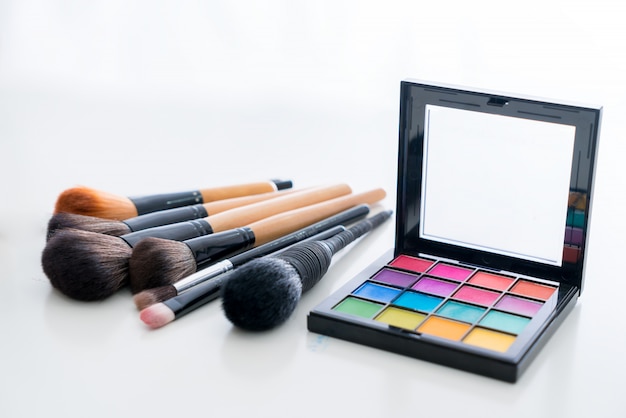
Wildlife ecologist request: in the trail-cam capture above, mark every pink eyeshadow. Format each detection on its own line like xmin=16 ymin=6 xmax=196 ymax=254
xmin=389 ymin=255 xmax=435 ymax=273
xmin=428 ymin=264 xmax=473 ymax=282
xmin=453 ymin=285 xmax=501 ymax=306
xmin=496 ymin=295 xmax=543 ymax=316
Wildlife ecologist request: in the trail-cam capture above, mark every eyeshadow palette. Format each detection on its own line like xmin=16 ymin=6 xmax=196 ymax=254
xmin=308 ymin=80 xmax=602 ymax=382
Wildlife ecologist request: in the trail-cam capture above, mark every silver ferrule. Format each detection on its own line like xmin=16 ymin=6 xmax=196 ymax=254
xmin=174 ymin=259 xmax=234 ymax=293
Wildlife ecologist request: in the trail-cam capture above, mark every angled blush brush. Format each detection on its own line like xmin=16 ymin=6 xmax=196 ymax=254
xmin=41 ymin=184 xmax=351 ymax=302
xmin=53 ymin=179 xmax=293 ymax=220
xmin=46 ymin=188 xmax=301 ymax=239
xmin=139 ymin=226 xmax=346 ymax=329
xmin=132 ymin=204 xmax=370 ymax=310
xmin=220 ymin=209 xmax=393 ymax=331
xmin=128 ymin=189 xmax=385 ymax=296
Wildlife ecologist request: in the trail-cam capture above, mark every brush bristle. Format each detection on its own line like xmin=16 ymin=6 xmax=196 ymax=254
xmin=47 ymin=212 xmax=131 ymax=239
xmin=133 ymin=285 xmax=177 ymax=310
xmin=128 ymin=237 xmax=197 ymax=294
xmin=220 ymin=257 xmax=303 ymax=331
xmin=54 ymin=186 xmax=138 ymax=220
xmin=139 ymin=303 xmax=176 ymax=329
xmin=41 ymin=228 xmax=132 ymax=301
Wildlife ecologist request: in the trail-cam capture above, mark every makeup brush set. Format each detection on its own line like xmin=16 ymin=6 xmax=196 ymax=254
xmin=42 ymin=178 xmax=392 ymax=331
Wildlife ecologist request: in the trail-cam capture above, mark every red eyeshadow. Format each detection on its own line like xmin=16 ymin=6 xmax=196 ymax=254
xmin=389 ymin=255 xmax=435 ymax=273
xmin=510 ymin=280 xmax=556 ymax=300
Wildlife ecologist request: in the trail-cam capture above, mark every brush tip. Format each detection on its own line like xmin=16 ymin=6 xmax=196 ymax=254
xmin=54 ymin=186 xmax=137 ymax=220
xmin=221 ymin=257 xmax=303 ymax=331
xmin=133 ymin=285 xmax=177 ymax=310
xmin=139 ymin=303 xmax=176 ymax=329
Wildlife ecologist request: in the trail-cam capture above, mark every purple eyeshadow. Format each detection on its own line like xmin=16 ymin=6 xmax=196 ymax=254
xmin=412 ymin=277 xmax=458 ymax=297
xmin=371 ymin=268 xmax=419 ymax=287
xmin=495 ymin=295 xmax=543 ymax=316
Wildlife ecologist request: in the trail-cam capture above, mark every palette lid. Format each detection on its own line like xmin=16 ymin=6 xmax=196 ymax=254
xmin=395 ymin=80 xmax=602 ymax=291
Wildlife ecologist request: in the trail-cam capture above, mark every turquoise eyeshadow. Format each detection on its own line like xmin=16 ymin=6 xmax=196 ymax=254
xmin=352 ymin=282 xmax=401 ymax=303
xmin=393 ymin=291 xmax=443 ymax=313
xmin=437 ymin=301 xmax=486 ymax=323
xmin=479 ymin=310 xmax=530 ymax=334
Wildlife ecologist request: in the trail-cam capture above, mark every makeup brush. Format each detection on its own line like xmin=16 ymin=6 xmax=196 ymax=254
xmin=221 ymin=209 xmax=393 ymax=331
xmin=139 ymin=226 xmax=346 ymax=329
xmin=41 ymin=184 xmax=352 ymax=301
xmin=132 ymin=204 xmax=370 ymax=310
xmin=46 ymin=188 xmax=301 ymax=239
xmin=128 ymin=189 xmax=385 ymax=296
xmin=53 ymin=179 xmax=293 ymax=220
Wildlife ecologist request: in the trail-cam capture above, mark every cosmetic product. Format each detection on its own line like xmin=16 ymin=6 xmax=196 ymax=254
xmin=307 ymin=80 xmax=602 ymax=382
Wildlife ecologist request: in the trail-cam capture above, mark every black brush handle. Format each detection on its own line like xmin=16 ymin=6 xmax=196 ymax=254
xmin=120 ymin=219 xmax=213 ymax=247
xmin=129 ymin=191 xmax=204 ymax=215
xmin=322 ymin=210 xmax=393 ymax=255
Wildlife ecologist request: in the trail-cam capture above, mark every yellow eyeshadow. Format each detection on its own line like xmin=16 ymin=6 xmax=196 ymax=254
xmin=375 ymin=307 xmax=426 ymax=330
xmin=463 ymin=328 xmax=516 ymax=352
xmin=417 ymin=317 xmax=470 ymax=341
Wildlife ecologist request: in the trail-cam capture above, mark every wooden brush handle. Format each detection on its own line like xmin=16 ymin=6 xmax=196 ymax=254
xmin=206 ymin=184 xmax=353 ymax=233
xmin=203 ymin=189 xmax=302 ymax=215
xmin=199 ymin=181 xmax=284 ymax=202
xmin=249 ymin=188 xmax=386 ymax=245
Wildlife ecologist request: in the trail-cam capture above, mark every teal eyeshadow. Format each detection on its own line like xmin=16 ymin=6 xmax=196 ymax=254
xmin=437 ymin=300 xmax=486 ymax=323
xmin=393 ymin=291 xmax=443 ymax=313
xmin=352 ymin=282 xmax=401 ymax=303
xmin=479 ymin=310 xmax=530 ymax=334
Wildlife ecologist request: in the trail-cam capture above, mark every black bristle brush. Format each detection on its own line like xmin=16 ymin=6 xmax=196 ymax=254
xmin=220 ymin=209 xmax=393 ymax=331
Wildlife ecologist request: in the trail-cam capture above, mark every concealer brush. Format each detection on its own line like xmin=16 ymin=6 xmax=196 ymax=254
xmin=128 ymin=189 xmax=385 ymax=296
xmin=132 ymin=204 xmax=370 ymax=310
xmin=139 ymin=226 xmax=346 ymax=329
xmin=46 ymin=188 xmax=302 ymax=239
xmin=220 ymin=209 xmax=393 ymax=331
xmin=53 ymin=179 xmax=293 ymax=220
xmin=41 ymin=184 xmax=352 ymax=301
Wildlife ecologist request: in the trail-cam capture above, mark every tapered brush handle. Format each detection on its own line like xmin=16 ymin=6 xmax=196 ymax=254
xmin=205 ymin=184 xmax=352 ymax=232
xmin=323 ymin=210 xmax=393 ymax=255
xmin=198 ymin=179 xmax=292 ymax=202
xmin=248 ymin=188 xmax=387 ymax=246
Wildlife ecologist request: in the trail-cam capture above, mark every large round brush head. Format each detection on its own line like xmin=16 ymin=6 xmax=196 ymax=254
xmin=41 ymin=228 xmax=132 ymax=301
xmin=221 ymin=241 xmax=333 ymax=331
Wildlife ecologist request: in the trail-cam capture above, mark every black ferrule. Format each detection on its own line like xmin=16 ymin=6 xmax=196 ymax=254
xmin=120 ymin=219 xmax=213 ymax=247
xmin=122 ymin=204 xmax=209 ymax=232
xmin=184 ymin=227 xmax=256 ymax=265
xmin=164 ymin=273 xmax=230 ymax=318
xmin=271 ymin=179 xmax=293 ymax=191
xmin=129 ymin=190 xmax=204 ymax=215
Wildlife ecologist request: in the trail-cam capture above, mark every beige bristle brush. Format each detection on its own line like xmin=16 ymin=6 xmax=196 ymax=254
xmin=53 ymin=179 xmax=293 ymax=220
xmin=47 ymin=188 xmax=303 ymax=238
xmin=130 ymin=188 xmax=386 ymax=310
xmin=41 ymin=184 xmax=351 ymax=301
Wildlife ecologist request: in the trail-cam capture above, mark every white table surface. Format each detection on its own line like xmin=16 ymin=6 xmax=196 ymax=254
xmin=1 ymin=1 xmax=625 ymax=417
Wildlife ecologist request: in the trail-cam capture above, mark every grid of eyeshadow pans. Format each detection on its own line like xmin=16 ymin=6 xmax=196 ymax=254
xmin=331 ymin=254 xmax=559 ymax=353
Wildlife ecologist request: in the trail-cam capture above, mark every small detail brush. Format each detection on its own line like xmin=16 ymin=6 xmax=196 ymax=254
xmin=132 ymin=204 xmax=370 ymax=310
xmin=53 ymin=179 xmax=292 ymax=220
xmin=128 ymin=188 xmax=385 ymax=295
xmin=46 ymin=188 xmax=300 ymax=239
xmin=220 ymin=209 xmax=393 ymax=331
xmin=138 ymin=226 xmax=346 ymax=329
xmin=42 ymin=184 xmax=352 ymax=301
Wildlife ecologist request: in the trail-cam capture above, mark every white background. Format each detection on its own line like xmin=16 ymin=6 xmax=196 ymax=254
xmin=1 ymin=1 xmax=624 ymax=417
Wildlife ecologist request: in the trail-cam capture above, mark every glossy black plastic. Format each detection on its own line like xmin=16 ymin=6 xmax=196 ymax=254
xmin=123 ymin=204 xmax=209 ymax=232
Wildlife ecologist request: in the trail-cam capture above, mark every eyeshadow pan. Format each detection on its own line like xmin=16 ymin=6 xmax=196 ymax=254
xmin=463 ymin=328 xmax=516 ymax=353
xmin=496 ymin=295 xmax=543 ymax=316
xmin=389 ymin=255 xmax=435 ymax=273
xmin=333 ymin=297 xmax=383 ymax=319
xmin=352 ymin=282 xmax=401 ymax=303
xmin=371 ymin=268 xmax=419 ymax=288
xmin=479 ymin=311 xmax=530 ymax=335
xmin=437 ymin=301 xmax=486 ymax=323
xmin=428 ymin=263 xmax=473 ymax=281
xmin=375 ymin=307 xmax=426 ymax=330
xmin=417 ymin=316 xmax=471 ymax=341
xmin=467 ymin=271 xmax=514 ymax=291
xmin=453 ymin=285 xmax=501 ymax=306
xmin=510 ymin=280 xmax=556 ymax=301
xmin=412 ymin=277 xmax=458 ymax=297
xmin=393 ymin=291 xmax=443 ymax=313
